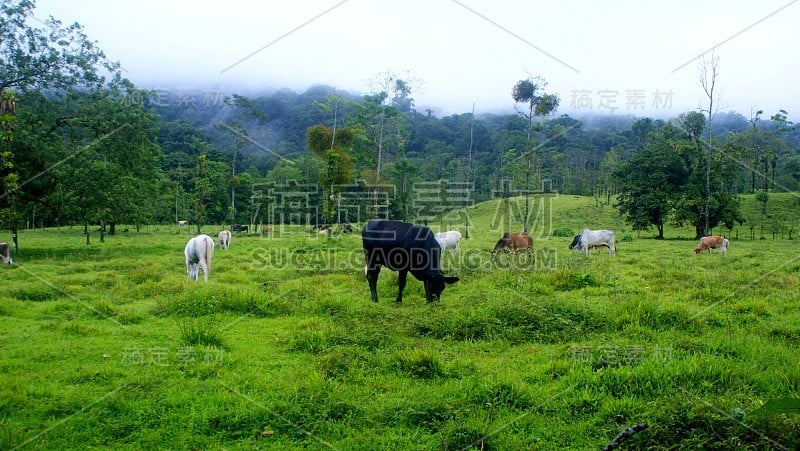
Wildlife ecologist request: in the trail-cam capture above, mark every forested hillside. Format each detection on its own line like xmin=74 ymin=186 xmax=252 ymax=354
xmin=2 ymin=1 xmax=799 ymax=245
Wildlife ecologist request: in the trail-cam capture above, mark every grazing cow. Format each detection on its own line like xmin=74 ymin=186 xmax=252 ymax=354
xmin=185 ymin=234 xmax=214 ymax=282
xmin=218 ymin=230 xmax=231 ymax=250
xmin=569 ymin=235 xmax=612 ymax=252
xmin=362 ymin=220 xmax=459 ymax=303
xmin=342 ymin=222 xmax=353 ymax=234
xmin=177 ymin=220 xmax=188 ymax=227
xmin=231 ymin=224 xmax=248 ymax=233
xmin=695 ymin=235 xmax=728 ymax=255
xmin=0 ymin=242 xmax=12 ymax=265
xmin=434 ymin=230 xmax=462 ymax=255
xmin=260 ymin=225 xmax=273 ymax=235
xmin=570 ymin=229 xmax=616 ymax=255
xmin=491 ymin=231 xmax=533 ymax=256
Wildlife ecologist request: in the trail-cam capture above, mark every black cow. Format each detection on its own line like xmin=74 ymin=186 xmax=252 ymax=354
xmin=231 ymin=224 xmax=249 ymax=233
xmin=362 ymin=220 xmax=459 ymax=303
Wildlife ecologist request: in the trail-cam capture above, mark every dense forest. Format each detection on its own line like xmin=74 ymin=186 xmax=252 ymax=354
xmin=2 ymin=0 xmax=799 ymax=249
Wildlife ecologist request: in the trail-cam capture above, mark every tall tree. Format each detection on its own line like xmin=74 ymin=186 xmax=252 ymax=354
xmin=673 ymin=112 xmax=743 ymax=238
xmin=193 ymin=153 xmax=211 ymax=234
xmin=615 ymin=123 xmax=688 ymax=238
xmin=220 ymin=94 xmax=269 ymax=226
xmin=512 ymin=76 xmax=560 ymax=142
xmin=357 ymin=71 xmax=417 ymax=178
xmin=698 ymin=54 xmax=719 ymax=236
xmin=1 ymin=0 xmax=118 ymax=252
xmin=53 ymin=85 xmax=161 ymax=243
xmin=306 ymin=124 xmax=354 ymax=223
xmin=511 ymin=76 xmax=559 ymax=231
xmin=0 ymin=88 xmax=21 ymax=247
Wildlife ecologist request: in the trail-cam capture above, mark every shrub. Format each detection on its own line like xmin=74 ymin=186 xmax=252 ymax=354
xmin=552 ymin=227 xmax=575 ymax=237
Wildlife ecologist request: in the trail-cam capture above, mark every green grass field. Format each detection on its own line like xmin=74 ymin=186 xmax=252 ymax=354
xmin=2 ymin=194 xmax=799 ymax=449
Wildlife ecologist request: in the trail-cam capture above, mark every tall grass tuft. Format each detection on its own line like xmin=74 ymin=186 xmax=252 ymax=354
xmin=391 ymin=348 xmax=446 ymax=379
xmin=178 ymin=316 xmax=225 ymax=348
xmin=92 ymin=299 xmax=118 ymax=318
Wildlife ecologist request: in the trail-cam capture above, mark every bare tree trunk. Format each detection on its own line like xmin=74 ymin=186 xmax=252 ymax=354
xmin=465 ymin=103 xmax=475 ymax=239
xmin=376 ymin=106 xmax=386 ymax=176
xmin=700 ymin=54 xmax=719 ymax=237
xmin=11 ymin=224 xmax=18 ymax=256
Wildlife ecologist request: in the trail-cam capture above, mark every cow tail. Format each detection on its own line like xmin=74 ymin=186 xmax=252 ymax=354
xmin=205 ymin=236 xmax=214 ymax=272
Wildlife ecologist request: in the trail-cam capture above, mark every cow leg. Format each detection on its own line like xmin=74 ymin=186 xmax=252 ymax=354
xmin=396 ymin=270 xmax=408 ymax=304
xmin=423 ymin=279 xmax=435 ymax=303
xmin=199 ymin=259 xmax=209 ymax=282
xmin=366 ymin=266 xmax=381 ymax=302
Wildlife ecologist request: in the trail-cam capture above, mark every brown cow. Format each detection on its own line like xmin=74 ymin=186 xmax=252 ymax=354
xmin=492 ymin=232 xmax=533 ymax=256
xmin=695 ymin=235 xmax=728 ymax=255
xmin=0 ymin=241 xmax=12 ymax=265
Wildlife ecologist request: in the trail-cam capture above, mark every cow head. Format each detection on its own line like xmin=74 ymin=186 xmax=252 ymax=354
xmin=569 ymin=234 xmax=581 ymax=250
xmin=491 ymin=233 xmax=511 ymax=255
xmin=425 ymin=274 xmax=460 ymax=302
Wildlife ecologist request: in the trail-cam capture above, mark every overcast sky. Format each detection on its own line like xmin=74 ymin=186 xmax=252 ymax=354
xmin=33 ymin=0 xmax=799 ymax=119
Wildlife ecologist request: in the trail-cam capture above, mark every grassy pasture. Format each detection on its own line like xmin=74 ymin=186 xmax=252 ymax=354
xmin=2 ymin=195 xmax=800 ymax=449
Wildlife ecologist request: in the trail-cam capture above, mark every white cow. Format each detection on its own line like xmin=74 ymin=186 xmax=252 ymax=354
xmin=177 ymin=220 xmax=188 ymax=227
xmin=185 ymin=234 xmax=214 ymax=282
xmin=218 ymin=230 xmax=231 ymax=250
xmin=0 ymin=241 xmax=12 ymax=264
xmin=434 ymin=230 xmax=462 ymax=255
xmin=569 ymin=228 xmax=616 ymax=255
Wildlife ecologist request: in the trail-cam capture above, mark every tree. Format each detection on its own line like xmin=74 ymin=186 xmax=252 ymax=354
xmin=1 ymin=0 xmax=118 ymax=252
xmin=306 ymin=124 xmax=354 ymax=223
xmin=193 ymin=153 xmax=212 ymax=234
xmin=598 ymin=146 xmax=623 ymax=205
xmin=1 ymin=0 xmax=116 ymax=93
xmin=221 ymin=94 xmax=270 ymax=227
xmin=354 ymin=71 xmax=417 ymax=178
xmin=732 ymin=109 xmax=790 ymax=194
xmin=52 ymin=85 xmax=162 ymax=243
xmin=672 ymin=112 xmax=743 ymax=238
xmin=615 ymin=124 xmax=687 ymax=238
xmin=698 ymin=54 xmax=719 ymax=236
xmin=0 ymin=88 xmax=21 ymax=249
xmin=511 ymin=76 xmax=559 ymax=231
xmin=512 ymin=76 xmax=560 ymax=141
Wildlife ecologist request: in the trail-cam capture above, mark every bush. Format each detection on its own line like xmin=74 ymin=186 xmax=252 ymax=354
xmin=552 ymin=227 xmax=575 ymax=237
